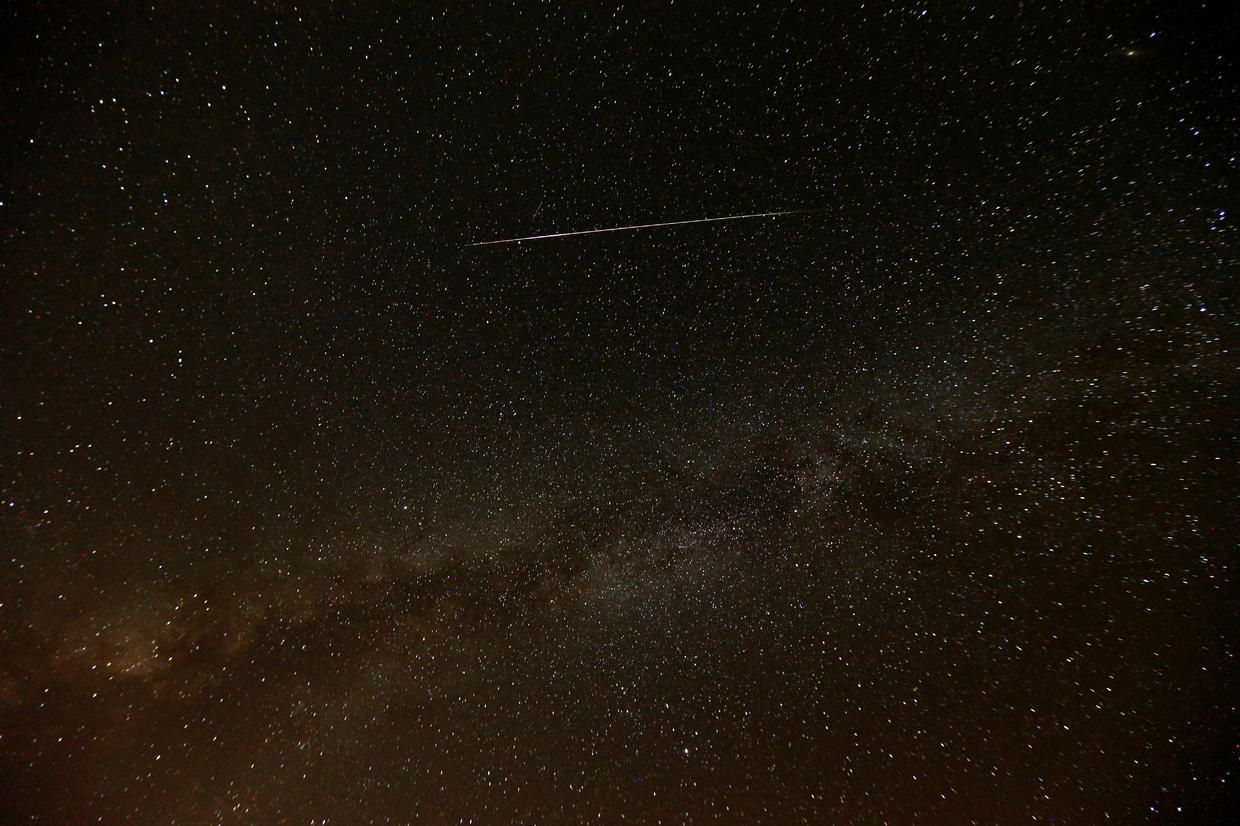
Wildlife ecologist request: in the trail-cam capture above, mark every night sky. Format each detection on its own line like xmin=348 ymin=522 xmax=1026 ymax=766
xmin=2 ymin=2 xmax=1237 ymax=823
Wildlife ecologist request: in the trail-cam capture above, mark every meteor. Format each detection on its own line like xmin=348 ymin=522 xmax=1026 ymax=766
xmin=466 ymin=209 xmax=816 ymax=246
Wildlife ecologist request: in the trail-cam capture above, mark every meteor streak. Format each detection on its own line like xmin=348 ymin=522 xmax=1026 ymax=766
xmin=466 ymin=209 xmax=815 ymax=246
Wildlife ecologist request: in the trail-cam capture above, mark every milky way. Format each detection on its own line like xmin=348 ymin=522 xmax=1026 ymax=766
xmin=1 ymin=3 xmax=1236 ymax=823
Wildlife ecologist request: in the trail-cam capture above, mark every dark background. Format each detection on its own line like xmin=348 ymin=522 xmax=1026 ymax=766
xmin=1 ymin=1 xmax=1236 ymax=823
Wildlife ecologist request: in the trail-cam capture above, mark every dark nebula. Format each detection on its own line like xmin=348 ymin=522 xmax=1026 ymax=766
xmin=1 ymin=2 xmax=1236 ymax=823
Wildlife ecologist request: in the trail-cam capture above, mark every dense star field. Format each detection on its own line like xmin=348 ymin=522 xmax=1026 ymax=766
xmin=1 ymin=2 xmax=1237 ymax=823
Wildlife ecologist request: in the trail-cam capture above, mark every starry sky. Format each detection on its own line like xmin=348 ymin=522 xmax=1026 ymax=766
xmin=1 ymin=1 xmax=1237 ymax=823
